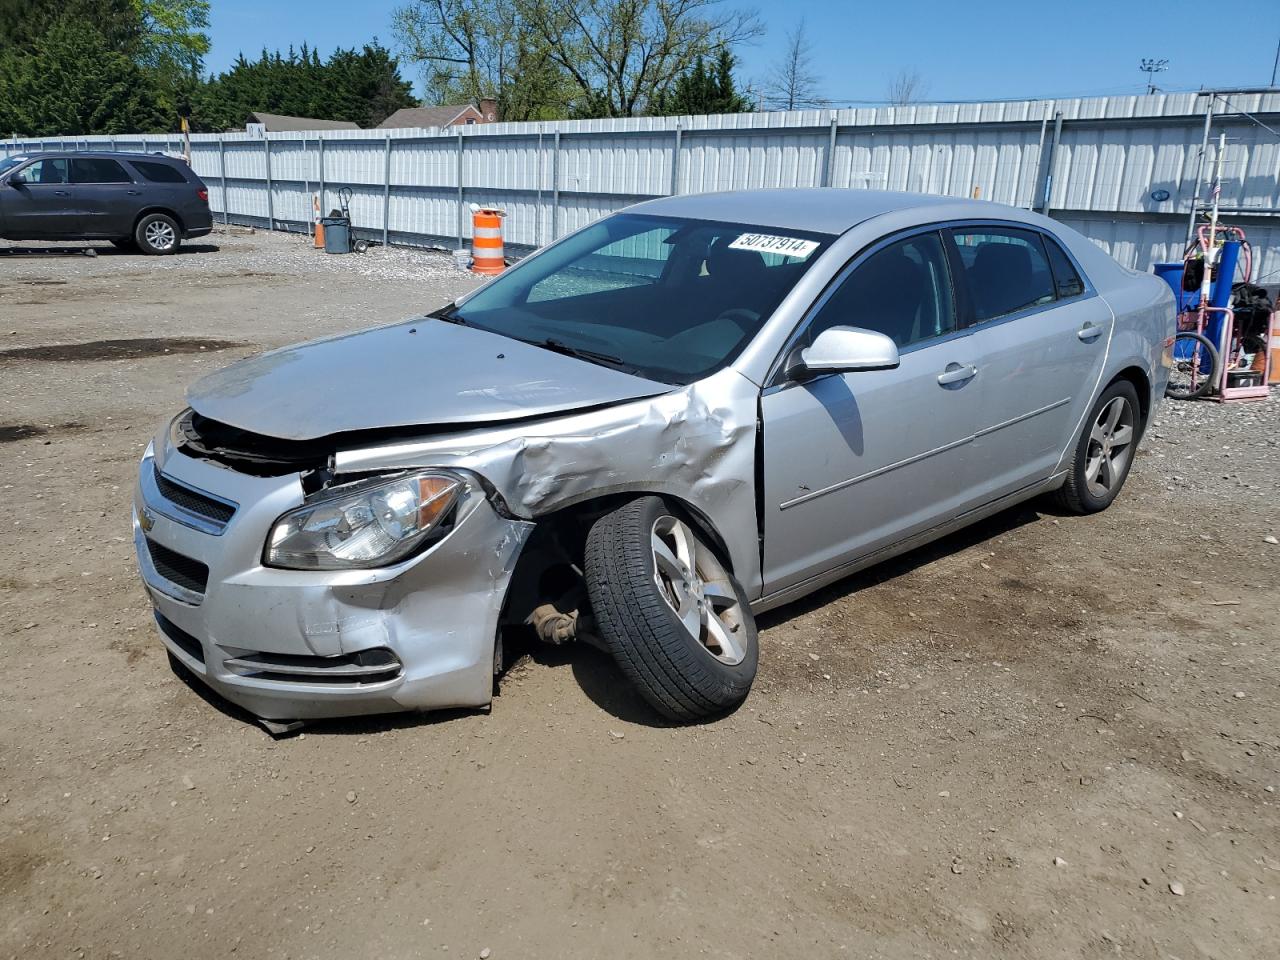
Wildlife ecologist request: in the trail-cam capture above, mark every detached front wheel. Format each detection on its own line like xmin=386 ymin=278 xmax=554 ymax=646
xmin=585 ymin=497 xmax=758 ymax=721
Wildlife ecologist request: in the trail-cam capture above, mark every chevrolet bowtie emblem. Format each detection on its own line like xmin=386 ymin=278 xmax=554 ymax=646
xmin=139 ymin=507 xmax=155 ymax=533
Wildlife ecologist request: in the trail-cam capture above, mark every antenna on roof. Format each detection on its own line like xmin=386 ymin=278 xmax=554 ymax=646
xmin=1140 ymin=58 xmax=1169 ymax=95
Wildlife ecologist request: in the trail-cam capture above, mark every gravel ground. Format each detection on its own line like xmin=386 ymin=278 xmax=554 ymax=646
xmin=1 ymin=228 xmax=1278 ymax=960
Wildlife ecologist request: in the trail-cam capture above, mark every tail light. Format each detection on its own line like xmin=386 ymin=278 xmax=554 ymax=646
xmin=197 ymin=188 xmax=208 ymax=203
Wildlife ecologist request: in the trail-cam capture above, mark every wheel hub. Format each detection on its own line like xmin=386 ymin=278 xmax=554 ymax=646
xmin=650 ymin=515 xmax=746 ymax=666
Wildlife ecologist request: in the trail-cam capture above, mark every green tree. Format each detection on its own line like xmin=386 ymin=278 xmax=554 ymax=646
xmin=3 ymin=18 xmax=168 ymax=135
xmin=393 ymin=0 xmax=577 ymax=121
xmin=655 ymin=48 xmax=750 ymax=115
xmin=194 ymin=42 xmax=417 ymax=131
xmin=0 ymin=0 xmax=207 ymax=135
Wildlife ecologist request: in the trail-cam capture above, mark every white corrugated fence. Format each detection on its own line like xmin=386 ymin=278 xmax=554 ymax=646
xmin=5 ymin=91 xmax=1279 ymax=279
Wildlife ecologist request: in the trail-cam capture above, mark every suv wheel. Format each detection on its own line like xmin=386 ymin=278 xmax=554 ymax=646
xmin=585 ymin=496 xmax=758 ymax=721
xmin=135 ymin=213 xmax=181 ymax=255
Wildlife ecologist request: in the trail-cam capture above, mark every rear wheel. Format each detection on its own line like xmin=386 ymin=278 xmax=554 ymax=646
xmin=585 ymin=496 xmax=758 ymax=721
xmin=1166 ymin=332 xmax=1219 ymax=400
xmin=135 ymin=213 xmax=181 ymax=255
xmin=1055 ymin=380 xmax=1141 ymax=514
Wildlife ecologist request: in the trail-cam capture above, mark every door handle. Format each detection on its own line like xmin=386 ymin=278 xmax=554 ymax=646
xmin=127 ymin=190 xmax=142 ymax=195
xmin=53 ymin=190 xmax=70 ymax=196
xmin=1077 ymin=322 xmax=1104 ymax=342
xmin=937 ymin=363 xmax=978 ymax=386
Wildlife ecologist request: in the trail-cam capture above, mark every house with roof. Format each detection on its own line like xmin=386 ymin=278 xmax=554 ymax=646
xmin=377 ymin=100 xmax=497 ymax=130
xmin=245 ymin=112 xmax=361 ymax=134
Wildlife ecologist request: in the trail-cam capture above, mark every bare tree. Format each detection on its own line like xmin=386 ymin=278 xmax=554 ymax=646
xmin=521 ymin=0 xmax=763 ymax=117
xmin=885 ymin=68 xmax=927 ymax=106
xmin=763 ymin=18 xmax=824 ymax=111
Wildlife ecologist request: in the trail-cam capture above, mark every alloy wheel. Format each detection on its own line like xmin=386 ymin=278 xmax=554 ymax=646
xmin=649 ymin=515 xmax=747 ymax=665
xmin=1084 ymin=396 xmax=1135 ymax=498
xmin=145 ymin=220 xmax=176 ymax=251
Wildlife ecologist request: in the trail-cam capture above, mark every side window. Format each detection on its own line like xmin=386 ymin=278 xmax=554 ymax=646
xmin=1042 ymin=234 xmax=1086 ymax=299
xmin=528 ymin=225 xmax=676 ymax=302
xmin=129 ymin=160 xmax=188 ymax=183
xmin=951 ymin=228 xmax=1056 ymax=322
xmin=807 ymin=231 xmax=956 ymax=349
xmin=70 ymin=158 xmax=132 ymax=184
xmin=21 ymin=158 xmax=69 ymax=184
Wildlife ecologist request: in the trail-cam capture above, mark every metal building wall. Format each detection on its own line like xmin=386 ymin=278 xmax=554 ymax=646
xmin=4 ymin=91 xmax=1278 ymax=279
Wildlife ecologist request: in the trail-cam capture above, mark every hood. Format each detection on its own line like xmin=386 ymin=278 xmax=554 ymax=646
xmin=186 ymin=319 xmax=672 ymax=441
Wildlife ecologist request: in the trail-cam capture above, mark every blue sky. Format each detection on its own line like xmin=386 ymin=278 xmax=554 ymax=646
xmin=207 ymin=0 xmax=1280 ymax=103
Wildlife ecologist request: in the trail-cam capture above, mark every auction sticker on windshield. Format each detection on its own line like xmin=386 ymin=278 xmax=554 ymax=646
xmin=728 ymin=233 xmax=820 ymax=259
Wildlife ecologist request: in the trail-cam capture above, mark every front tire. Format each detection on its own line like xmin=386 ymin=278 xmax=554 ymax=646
xmin=135 ymin=213 xmax=181 ymax=255
xmin=585 ymin=497 xmax=758 ymax=721
xmin=1055 ymin=380 xmax=1141 ymax=514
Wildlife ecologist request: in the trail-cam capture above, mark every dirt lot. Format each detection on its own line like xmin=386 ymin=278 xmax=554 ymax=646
xmin=2 ymin=229 xmax=1278 ymax=960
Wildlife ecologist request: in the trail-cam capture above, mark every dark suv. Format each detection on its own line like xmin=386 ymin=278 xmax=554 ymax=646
xmin=0 ymin=151 xmax=213 ymax=254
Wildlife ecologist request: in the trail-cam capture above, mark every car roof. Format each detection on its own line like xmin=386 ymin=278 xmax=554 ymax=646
xmin=629 ymin=188 xmax=1036 ymax=236
xmin=5 ymin=150 xmax=186 ymax=163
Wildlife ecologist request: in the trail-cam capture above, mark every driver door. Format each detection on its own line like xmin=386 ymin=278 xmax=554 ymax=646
xmin=760 ymin=229 xmax=986 ymax=595
xmin=2 ymin=158 xmax=73 ymax=237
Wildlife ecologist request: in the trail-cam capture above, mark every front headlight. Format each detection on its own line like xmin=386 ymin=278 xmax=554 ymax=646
xmin=264 ymin=471 xmax=463 ymax=570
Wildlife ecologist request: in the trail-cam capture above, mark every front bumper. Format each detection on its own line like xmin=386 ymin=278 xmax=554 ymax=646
xmin=132 ymin=435 xmax=533 ymax=721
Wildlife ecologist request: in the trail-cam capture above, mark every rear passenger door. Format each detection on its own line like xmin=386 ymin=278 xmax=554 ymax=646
xmin=948 ymin=225 xmax=1112 ymax=501
xmin=69 ymin=157 xmax=139 ymax=237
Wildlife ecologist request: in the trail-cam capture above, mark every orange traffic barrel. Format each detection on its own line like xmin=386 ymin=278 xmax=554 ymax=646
xmin=471 ymin=206 xmax=505 ymax=275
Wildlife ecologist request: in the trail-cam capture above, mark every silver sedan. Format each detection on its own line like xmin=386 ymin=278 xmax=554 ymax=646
xmin=133 ymin=189 xmax=1174 ymax=728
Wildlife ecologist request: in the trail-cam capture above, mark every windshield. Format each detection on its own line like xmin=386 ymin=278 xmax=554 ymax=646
xmin=450 ymin=213 xmax=834 ymax=384
xmin=0 ymin=156 xmax=28 ymax=176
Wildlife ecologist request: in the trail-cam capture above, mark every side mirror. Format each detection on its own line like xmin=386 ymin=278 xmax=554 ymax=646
xmin=787 ymin=326 xmax=900 ymax=380
xmin=8 ymin=173 xmax=26 ymax=186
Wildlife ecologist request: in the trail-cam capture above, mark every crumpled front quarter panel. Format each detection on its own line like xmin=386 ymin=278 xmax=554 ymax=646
xmin=334 ymin=368 xmax=765 ymax=597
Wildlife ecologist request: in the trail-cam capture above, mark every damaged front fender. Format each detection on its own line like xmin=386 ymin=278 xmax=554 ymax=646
xmin=332 ymin=368 xmax=764 ymax=597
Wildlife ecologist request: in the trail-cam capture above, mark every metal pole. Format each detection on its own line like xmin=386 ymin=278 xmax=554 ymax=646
xmin=670 ymin=124 xmax=682 ymax=196
xmin=551 ymin=131 xmax=561 ymax=241
xmin=456 ymin=130 xmax=465 ymax=251
xmin=1038 ymin=111 xmax=1063 ymax=214
xmin=1186 ymin=95 xmax=1215 ymax=243
xmin=302 ymin=136 xmax=311 ymax=238
xmin=218 ymin=134 xmax=229 ymax=226
xmin=535 ymin=128 xmax=544 ymax=248
xmin=1029 ymin=101 xmax=1051 ymax=209
xmin=382 ymin=134 xmax=392 ymax=248
xmin=317 ymin=135 xmax=326 ymax=223
xmin=264 ymin=137 xmax=274 ymax=229
xmin=1271 ymin=36 xmax=1279 ymax=88
xmin=823 ymin=114 xmax=838 ymax=188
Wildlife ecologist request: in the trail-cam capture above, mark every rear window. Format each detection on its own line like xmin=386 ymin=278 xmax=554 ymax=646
xmin=70 ymin=158 xmax=132 ymax=184
xmin=130 ymin=160 xmax=188 ymax=183
xmin=1042 ymin=234 xmax=1086 ymax=299
xmin=951 ymin=228 xmax=1056 ymax=322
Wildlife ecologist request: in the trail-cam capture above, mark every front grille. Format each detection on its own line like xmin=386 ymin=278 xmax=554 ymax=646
xmin=145 ymin=538 xmax=209 ymax=595
xmin=223 ymin=647 xmax=402 ymax=686
xmin=155 ymin=613 xmax=205 ymax=664
xmin=154 ymin=466 xmax=236 ymax=528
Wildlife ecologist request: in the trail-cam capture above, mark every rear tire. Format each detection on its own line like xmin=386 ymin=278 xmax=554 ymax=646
xmin=135 ymin=213 xmax=181 ymax=255
xmin=1054 ymin=380 xmax=1141 ymax=514
xmin=585 ymin=496 xmax=758 ymax=721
